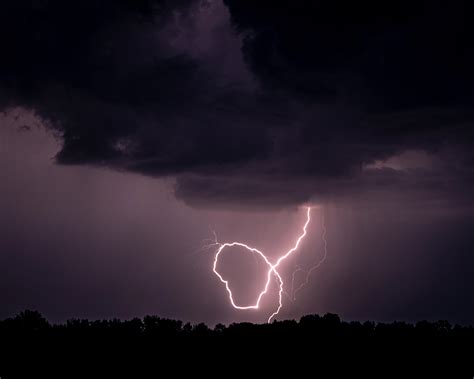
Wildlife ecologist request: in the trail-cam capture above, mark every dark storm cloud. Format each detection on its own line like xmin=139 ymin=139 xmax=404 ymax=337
xmin=1 ymin=0 xmax=473 ymax=207
xmin=225 ymin=0 xmax=474 ymax=107
xmin=0 ymin=0 xmax=274 ymax=172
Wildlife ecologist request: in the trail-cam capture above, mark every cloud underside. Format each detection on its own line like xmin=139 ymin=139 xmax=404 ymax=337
xmin=1 ymin=0 xmax=473 ymax=207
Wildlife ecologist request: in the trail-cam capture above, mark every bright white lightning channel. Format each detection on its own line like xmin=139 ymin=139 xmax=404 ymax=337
xmin=209 ymin=207 xmax=327 ymax=323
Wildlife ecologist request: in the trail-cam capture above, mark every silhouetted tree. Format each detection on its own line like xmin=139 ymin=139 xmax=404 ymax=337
xmin=0 ymin=310 xmax=472 ymax=378
xmin=13 ymin=309 xmax=50 ymax=331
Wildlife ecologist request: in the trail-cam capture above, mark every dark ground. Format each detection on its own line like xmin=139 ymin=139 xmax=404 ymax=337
xmin=0 ymin=310 xmax=472 ymax=378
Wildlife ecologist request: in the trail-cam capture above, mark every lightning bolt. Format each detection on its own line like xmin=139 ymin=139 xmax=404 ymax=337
xmin=211 ymin=207 xmax=312 ymax=323
xmin=291 ymin=212 xmax=328 ymax=300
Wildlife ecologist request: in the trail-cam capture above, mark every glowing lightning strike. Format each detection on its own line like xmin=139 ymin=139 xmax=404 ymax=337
xmin=291 ymin=212 xmax=328 ymax=300
xmin=212 ymin=207 xmax=312 ymax=323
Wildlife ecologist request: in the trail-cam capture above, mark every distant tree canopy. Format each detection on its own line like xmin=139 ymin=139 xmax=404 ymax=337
xmin=0 ymin=310 xmax=472 ymax=378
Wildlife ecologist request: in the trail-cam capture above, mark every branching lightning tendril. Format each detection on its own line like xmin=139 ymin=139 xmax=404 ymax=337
xmin=291 ymin=212 xmax=327 ymax=300
xmin=207 ymin=207 xmax=327 ymax=323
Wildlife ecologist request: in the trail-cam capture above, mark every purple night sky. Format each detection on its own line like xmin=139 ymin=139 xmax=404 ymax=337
xmin=0 ymin=0 xmax=473 ymax=325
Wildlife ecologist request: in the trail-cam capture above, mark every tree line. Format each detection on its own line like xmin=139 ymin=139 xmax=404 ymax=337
xmin=0 ymin=310 xmax=472 ymax=378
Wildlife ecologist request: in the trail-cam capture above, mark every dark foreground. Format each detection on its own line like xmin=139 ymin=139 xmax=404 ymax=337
xmin=0 ymin=310 xmax=472 ymax=378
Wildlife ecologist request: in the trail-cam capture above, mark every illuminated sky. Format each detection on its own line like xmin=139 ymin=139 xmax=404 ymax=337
xmin=0 ymin=0 xmax=473 ymax=325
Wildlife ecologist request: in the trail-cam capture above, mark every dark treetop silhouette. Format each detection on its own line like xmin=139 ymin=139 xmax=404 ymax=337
xmin=0 ymin=310 xmax=472 ymax=378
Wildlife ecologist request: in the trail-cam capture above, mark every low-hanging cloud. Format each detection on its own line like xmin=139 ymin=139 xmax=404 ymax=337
xmin=1 ymin=0 xmax=473 ymax=208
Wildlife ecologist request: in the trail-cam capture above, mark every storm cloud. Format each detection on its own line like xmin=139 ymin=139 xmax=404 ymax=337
xmin=1 ymin=0 xmax=473 ymax=208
